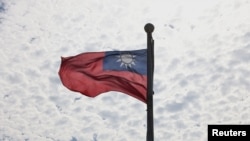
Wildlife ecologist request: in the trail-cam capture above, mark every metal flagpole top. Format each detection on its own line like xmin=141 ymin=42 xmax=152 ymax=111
xmin=144 ymin=23 xmax=154 ymax=34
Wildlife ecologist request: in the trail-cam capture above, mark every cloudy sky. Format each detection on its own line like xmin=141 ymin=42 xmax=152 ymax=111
xmin=1 ymin=0 xmax=250 ymax=140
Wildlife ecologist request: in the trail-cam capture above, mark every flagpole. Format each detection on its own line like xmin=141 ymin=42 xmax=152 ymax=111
xmin=144 ymin=23 xmax=154 ymax=141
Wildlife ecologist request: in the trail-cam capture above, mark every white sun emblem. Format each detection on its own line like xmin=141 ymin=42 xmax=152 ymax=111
xmin=116 ymin=53 xmax=136 ymax=68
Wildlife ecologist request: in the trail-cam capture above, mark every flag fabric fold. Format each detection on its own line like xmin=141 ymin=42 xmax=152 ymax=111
xmin=58 ymin=49 xmax=147 ymax=103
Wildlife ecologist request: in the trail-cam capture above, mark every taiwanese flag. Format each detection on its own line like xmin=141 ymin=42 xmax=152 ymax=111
xmin=58 ymin=49 xmax=147 ymax=103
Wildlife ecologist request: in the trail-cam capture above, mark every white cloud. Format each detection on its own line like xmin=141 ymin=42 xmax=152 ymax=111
xmin=1 ymin=0 xmax=250 ymax=140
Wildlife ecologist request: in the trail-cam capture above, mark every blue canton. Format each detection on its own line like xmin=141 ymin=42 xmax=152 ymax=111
xmin=103 ymin=49 xmax=147 ymax=75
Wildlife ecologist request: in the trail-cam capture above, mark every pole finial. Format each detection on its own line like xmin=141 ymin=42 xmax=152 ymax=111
xmin=144 ymin=23 xmax=154 ymax=34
